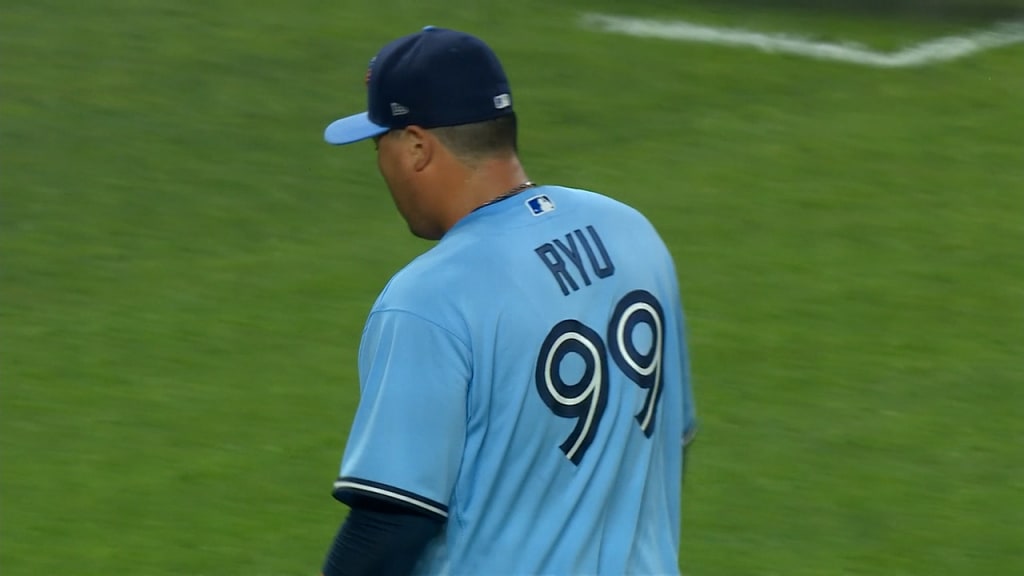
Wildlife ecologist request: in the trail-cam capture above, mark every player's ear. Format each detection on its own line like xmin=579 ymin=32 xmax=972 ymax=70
xmin=402 ymin=126 xmax=433 ymax=172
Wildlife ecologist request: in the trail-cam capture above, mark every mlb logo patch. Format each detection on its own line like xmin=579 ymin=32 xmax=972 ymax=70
xmin=526 ymin=194 xmax=556 ymax=216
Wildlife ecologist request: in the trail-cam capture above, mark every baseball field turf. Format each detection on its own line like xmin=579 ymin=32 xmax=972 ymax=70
xmin=2 ymin=1 xmax=1022 ymax=574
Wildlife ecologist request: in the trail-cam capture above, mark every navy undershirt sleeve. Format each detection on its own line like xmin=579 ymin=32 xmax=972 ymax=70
xmin=322 ymin=500 xmax=444 ymax=576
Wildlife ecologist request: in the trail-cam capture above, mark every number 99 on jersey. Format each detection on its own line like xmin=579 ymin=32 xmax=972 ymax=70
xmin=534 ymin=290 xmax=665 ymax=465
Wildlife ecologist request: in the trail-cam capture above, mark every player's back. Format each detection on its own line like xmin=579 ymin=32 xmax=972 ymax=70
xmin=384 ymin=185 xmax=694 ymax=575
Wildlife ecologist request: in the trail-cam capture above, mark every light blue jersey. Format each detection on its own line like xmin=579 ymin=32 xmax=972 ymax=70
xmin=334 ymin=185 xmax=697 ymax=575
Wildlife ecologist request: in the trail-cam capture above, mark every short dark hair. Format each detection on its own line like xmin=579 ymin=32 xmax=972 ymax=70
xmin=429 ymin=113 xmax=518 ymax=163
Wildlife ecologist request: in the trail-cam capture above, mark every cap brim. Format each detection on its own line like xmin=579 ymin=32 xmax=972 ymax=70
xmin=324 ymin=112 xmax=388 ymax=145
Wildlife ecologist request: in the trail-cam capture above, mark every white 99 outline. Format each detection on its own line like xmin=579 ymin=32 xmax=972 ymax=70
xmin=534 ymin=290 xmax=666 ymax=464
xmin=534 ymin=320 xmax=609 ymax=465
xmin=608 ymin=292 xmax=665 ymax=437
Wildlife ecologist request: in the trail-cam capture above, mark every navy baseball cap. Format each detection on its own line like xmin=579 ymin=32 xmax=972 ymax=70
xmin=324 ymin=26 xmax=514 ymax=145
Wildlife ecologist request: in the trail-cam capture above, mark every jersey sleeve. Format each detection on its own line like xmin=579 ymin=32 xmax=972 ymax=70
xmin=333 ymin=308 xmax=471 ymax=521
xmin=676 ymin=291 xmax=698 ymax=448
xmin=682 ymin=377 xmax=698 ymax=448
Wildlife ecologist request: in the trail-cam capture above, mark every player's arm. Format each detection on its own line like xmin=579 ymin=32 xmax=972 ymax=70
xmin=321 ymin=498 xmax=443 ymax=576
xmin=680 ymin=358 xmax=698 ymax=486
xmin=683 ymin=419 xmax=698 ymax=452
xmin=321 ymin=307 xmax=470 ymax=575
xmin=676 ymin=282 xmax=698 ymax=482
xmin=682 ymin=421 xmax=697 ymax=484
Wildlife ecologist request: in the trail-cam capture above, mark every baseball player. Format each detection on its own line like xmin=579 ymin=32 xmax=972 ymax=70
xmin=319 ymin=26 xmax=698 ymax=576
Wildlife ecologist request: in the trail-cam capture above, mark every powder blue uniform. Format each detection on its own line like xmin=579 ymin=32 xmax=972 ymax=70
xmin=333 ymin=185 xmax=697 ymax=575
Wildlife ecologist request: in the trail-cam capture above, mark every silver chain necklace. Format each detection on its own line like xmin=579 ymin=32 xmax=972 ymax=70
xmin=472 ymin=181 xmax=536 ymax=213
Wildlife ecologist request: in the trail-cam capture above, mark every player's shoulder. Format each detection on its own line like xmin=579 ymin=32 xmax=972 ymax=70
xmin=369 ymin=243 xmax=470 ymax=319
xmin=550 ymin=185 xmax=656 ymax=224
xmin=549 ymin=185 xmax=666 ymax=244
xmin=549 ymin=184 xmax=637 ymax=209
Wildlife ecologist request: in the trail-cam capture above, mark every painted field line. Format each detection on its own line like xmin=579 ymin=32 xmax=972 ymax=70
xmin=582 ymin=13 xmax=1024 ymax=68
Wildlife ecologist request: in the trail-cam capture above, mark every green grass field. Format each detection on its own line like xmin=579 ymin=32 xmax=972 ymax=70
xmin=3 ymin=1 xmax=1022 ymax=574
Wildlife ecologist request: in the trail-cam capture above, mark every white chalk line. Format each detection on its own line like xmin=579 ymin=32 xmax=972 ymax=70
xmin=582 ymin=13 xmax=1024 ymax=68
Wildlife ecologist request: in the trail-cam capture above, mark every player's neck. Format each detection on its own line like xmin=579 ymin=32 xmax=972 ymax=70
xmin=440 ymin=156 xmax=530 ymax=232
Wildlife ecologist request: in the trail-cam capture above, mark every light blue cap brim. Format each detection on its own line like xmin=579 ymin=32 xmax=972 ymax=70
xmin=324 ymin=112 xmax=388 ymax=145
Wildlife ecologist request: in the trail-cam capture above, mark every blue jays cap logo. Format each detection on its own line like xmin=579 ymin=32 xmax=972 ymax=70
xmin=364 ymin=56 xmax=377 ymax=87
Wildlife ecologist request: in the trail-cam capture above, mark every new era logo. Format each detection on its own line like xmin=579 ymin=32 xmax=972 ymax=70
xmin=526 ymin=194 xmax=555 ymax=216
xmin=390 ymin=102 xmax=409 ymax=116
xmin=494 ymin=93 xmax=512 ymax=109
